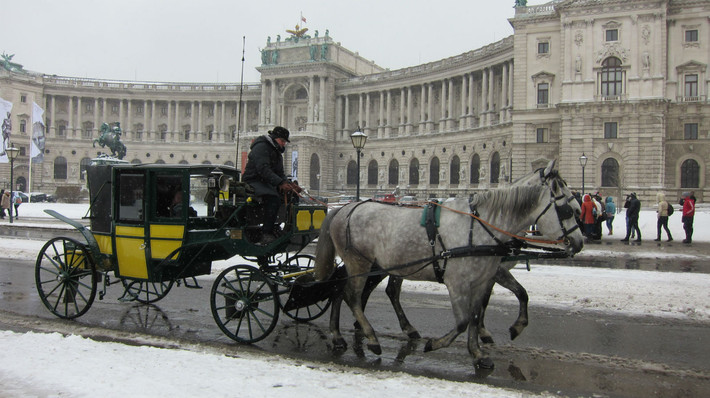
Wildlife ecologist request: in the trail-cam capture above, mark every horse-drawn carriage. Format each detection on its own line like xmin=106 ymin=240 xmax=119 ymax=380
xmin=35 ymin=159 xmax=330 ymax=343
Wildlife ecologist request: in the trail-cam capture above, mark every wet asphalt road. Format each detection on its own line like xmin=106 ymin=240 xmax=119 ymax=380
xmin=2 ymin=251 xmax=710 ymax=398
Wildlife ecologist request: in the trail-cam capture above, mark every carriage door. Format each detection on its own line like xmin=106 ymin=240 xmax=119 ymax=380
xmin=113 ymin=171 xmax=149 ymax=279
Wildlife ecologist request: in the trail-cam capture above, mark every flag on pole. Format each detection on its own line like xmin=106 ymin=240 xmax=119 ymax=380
xmin=30 ymin=101 xmax=45 ymax=163
xmin=301 ymin=13 xmax=307 ymax=23
xmin=0 ymin=97 xmax=13 ymax=163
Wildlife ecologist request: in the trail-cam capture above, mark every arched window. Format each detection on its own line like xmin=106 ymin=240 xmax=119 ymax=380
xmin=131 ymin=158 xmax=142 ymax=164
xmin=53 ymin=156 xmax=67 ymax=180
xmin=429 ymin=157 xmax=440 ymax=185
xmin=347 ymin=160 xmax=357 ymax=185
xmin=310 ymin=153 xmax=320 ymax=190
xmin=409 ymin=158 xmax=419 ymax=185
xmin=601 ymin=158 xmax=620 ymax=187
xmin=470 ymin=154 xmax=480 ymax=184
xmin=490 ymin=152 xmax=500 ymax=184
xmin=367 ymin=160 xmax=378 ymax=185
xmin=201 ymin=160 xmax=212 ymax=165
xmin=681 ymin=159 xmax=700 ymax=188
xmin=155 ymin=159 xmax=166 ymax=164
xmin=178 ymin=160 xmax=189 ymax=165
xmin=450 ymin=155 xmax=460 ymax=185
xmin=388 ymin=159 xmax=399 ymax=186
xmin=224 ymin=161 xmax=235 ymax=167
xmin=601 ymin=57 xmax=623 ymax=97
xmin=80 ymin=158 xmax=92 ymax=181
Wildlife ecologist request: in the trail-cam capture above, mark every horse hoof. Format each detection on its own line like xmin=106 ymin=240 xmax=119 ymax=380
xmin=367 ymin=343 xmax=382 ymax=355
xmin=424 ymin=339 xmax=434 ymax=352
xmin=475 ymin=357 xmax=495 ymax=370
xmin=333 ymin=338 xmax=348 ymax=351
xmin=481 ymin=336 xmax=495 ymax=345
xmin=407 ymin=331 xmax=421 ymax=339
xmin=509 ymin=327 xmax=519 ymax=340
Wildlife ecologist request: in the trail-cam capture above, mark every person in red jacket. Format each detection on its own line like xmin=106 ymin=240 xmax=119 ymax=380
xmin=580 ymin=193 xmax=596 ymax=241
xmin=680 ymin=191 xmax=696 ymax=244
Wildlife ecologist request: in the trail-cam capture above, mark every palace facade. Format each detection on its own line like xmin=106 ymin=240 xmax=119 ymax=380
xmin=0 ymin=0 xmax=708 ymax=203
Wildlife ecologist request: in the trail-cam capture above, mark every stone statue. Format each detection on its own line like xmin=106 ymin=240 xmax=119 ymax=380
xmin=276 ymin=34 xmax=281 ymax=42
xmin=271 ymin=50 xmax=279 ymax=64
xmin=267 ymin=36 xmax=271 ymax=44
xmin=514 ymin=0 xmax=527 ymax=6
xmin=1 ymin=52 xmax=25 ymax=73
xmin=93 ymin=122 xmax=127 ymax=159
xmin=325 ymin=29 xmax=329 ymax=38
xmin=321 ymin=44 xmax=328 ymax=60
xmin=642 ymin=51 xmax=651 ymax=70
xmin=313 ymin=103 xmax=320 ymax=121
xmin=314 ymin=30 xmax=319 ymax=38
xmin=261 ymin=49 xmax=268 ymax=65
xmin=575 ymin=55 xmax=582 ymax=73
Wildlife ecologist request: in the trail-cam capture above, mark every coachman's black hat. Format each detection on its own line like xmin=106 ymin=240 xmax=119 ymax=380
xmin=269 ymin=126 xmax=290 ymax=142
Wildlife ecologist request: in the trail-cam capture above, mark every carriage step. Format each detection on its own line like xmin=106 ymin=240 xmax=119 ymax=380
xmin=181 ymin=277 xmax=203 ymax=289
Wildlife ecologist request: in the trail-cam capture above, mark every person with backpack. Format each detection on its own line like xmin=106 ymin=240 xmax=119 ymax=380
xmin=654 ymin=192 xmax=672 ymax=242
xmin=621 ymin=192 xmax=641 ymax=242
xmin=605 ymin=196 xmax=616 ymax=235
xmin=12 ymin=191 xmax=22 ymax=219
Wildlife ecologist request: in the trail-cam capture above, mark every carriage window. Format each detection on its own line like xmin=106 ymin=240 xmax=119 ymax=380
xmin=189 ymin=175 xmax=212 ymax=217
xmin=118 ymin=174 xmax=145 ymax=222
xmin=156 ymin=175 xmax=183 ymax=218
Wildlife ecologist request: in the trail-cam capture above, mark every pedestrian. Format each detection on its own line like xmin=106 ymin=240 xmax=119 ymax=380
xmin=621 ymin=192 xmax=641 ymax=242
xmin=623 ymin=194 xmax=636 ymax=239
xmin=604 ymin=196 xmax=616 ymax=235
xmin=592 ymin=193 xmax=604 ymax=240
xmin=679 ymin=191 xmax=696 ymax=244
xmin=0 ymin=190 xmax=9 ymax=219
xmin=12 ymin=191 xmax=22 ymax=219
xmin=580 ymin=194 xmax=596 ymax=241
xmin=242 ymin=126 xmax=301 ymax=245
xmin=654 ymin=192 xmax=673 ymax=242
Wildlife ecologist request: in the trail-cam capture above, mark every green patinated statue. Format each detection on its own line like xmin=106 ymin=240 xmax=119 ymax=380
xmin=310 ymin=45 xmax=317 ymax=61
xmin=515 ymin=0 xmax=527 ymax=6
xmin=1 ymin=53 xmax=25 ymax=73
xmin=321 ymin=44 xmax=328 ymax=60
xmin=93 ymin=122 xmax=127 ymax=159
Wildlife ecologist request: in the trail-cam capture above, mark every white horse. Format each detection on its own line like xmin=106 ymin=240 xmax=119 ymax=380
xmin=314 ymin=163 xmax=583 ymax=368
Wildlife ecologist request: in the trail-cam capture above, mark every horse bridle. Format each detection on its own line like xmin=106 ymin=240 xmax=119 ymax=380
xmin=531 ymin=175 xmax=579 ymax=243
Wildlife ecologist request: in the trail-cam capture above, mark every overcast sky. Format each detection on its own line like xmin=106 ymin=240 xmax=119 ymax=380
xmin=2 ymin=0 xmax=547 ymax=84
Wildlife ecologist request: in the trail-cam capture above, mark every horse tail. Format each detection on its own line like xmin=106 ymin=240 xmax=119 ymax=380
xmin=314 ymin=206 xmax=343 ymax=281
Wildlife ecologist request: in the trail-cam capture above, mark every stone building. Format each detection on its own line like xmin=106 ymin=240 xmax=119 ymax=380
xmin=0 ymin=0 xmax=707 ymax=203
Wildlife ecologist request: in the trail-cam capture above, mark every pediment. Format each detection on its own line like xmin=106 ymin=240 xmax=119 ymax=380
xmin=676 ymin=60 xmax=707 ymax=73
xmin=531 ymin=71 xmax=555 ymax=81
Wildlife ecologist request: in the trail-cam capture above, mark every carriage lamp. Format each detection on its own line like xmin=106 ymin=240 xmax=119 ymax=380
xmin=6 ymin=144 xmax=20 ymax=224
xmin=351 ymin=128 xmax=367 ymax=202
xmin=579 ymin=153 xmax=588 ymax=195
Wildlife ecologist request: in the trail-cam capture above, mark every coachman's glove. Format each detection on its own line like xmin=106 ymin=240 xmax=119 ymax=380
xmin=278 ymin=181 xmax=302 ymax=194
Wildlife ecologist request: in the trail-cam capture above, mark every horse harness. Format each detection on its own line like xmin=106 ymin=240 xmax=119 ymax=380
xmin=342 ymin=192 xmax=571 ymax=284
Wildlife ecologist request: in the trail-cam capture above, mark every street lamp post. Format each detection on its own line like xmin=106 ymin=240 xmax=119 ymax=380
xmin=6 ymin=145 xmax=20 ymax=224
xmin=579 ymin=153 xmax=588 ymax=195
xmin=350 ymin=128 xmax=368 ymax=202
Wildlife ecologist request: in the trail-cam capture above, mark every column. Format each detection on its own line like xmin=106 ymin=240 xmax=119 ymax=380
xmin=344 ymin=95 xmax=350 ymax=135
xmin=447 ymin=78 xmax=454 ymax=130
xmin=102 ymin=98 xmax=107 ymax=125
xmin=501 ymin=63 xmax=508 ymax=122
xmin=50 ymin=95 xmax=56 ymax=137
xmin=427 ymin=84 xmax=434 ymax=131
xmin=77 ymin=97 xmax=82 ymax=137
xmin=220 ymin=101 xmax=226 ymax=134
xmin=357 ymin=93 xmax=363 ymax=129
xmin=167 ymin=101 xmax=172 ymax=134
xmin=174 ymin=101 xmax=179 ymax=140
xmin=481 ymin=69 xmax=488 ymax=126
xmin=488 ymin=67 xmax=494 ymax=126
xmin=385 ymin=90 xmax=392 ymax=137
xmin=143 ymin=100 xmax=148 ymax=141
xmin=399 ymin=88 xmax=405 ymax=135
xmin=308 ymin=76 xmax=315 ymax=124
xmin=440 ymin=80 xmax=447 ymax=128
xmin=198 ymin=101 xmax=203 ymax=140
xmin=151 ymin=101 xmax=157 ymax=135
xmin=468 ymin=74 xmax=475 ymax=127
xmin=378 ymin=91 xmax=385 ymax=138
xmin=406 ymin=86 xmax=413 ymax=135
xmin=365 ymin=92 xmax=371 ymax=134
xmin=242 ymin=101 xmax=248 ymax=137
xmin=260 ymin=80 xmax=268 ymax=125
xmin=461 ymin=74 xmax=468 ymax=120
xmin=507 ymin=61 xmax=513 ymax=120
xmin=93 ymin=98 xmax=99 ymax=134
xmin=319 ymin=76 xmax=326 ymax=123
xmin=419 ymin=85 xmax=426 ymax=127
xmin=335 ymin=96 xmax=343 ymax=139
xmin=270 ymin=80 xmax=277 ymax=126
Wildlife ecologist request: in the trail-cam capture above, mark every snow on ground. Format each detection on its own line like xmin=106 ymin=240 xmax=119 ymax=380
xmin=0 ymin=202 xmax=708 ymax=397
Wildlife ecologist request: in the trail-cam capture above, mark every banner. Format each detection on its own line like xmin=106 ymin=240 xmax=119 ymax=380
xmin=0 ymin=97 xmax=13 ymax=163
xmin=291 ymin=150 xmax=299 ymax=181
xmin=30 ymin=101 xmax=45 ymax=163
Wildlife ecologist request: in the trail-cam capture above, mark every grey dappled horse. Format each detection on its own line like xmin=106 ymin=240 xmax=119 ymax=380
xmin=314 ymin=163 xmax=583 ymax=368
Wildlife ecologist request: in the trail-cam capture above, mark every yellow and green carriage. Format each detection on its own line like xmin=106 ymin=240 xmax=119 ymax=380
xmin=35 ymin=159 xmax=329 ymax=343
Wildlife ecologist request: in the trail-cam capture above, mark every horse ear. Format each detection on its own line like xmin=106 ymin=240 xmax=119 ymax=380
xmin=543 ymin=159 xmax=557 ymax=177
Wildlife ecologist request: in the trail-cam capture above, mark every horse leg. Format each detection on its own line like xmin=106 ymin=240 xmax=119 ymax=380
xmin=328 ymin=290 xmax=348 ymax=351
xmin=467 ymin=306 xmax=494 ymax=369
xmin=343 ymin=271 xmax=382 ymax=355
xmin=353 ymin=272 xmax=387 ymax=330
xmin=424 ymin=292 xmax=471 ymax=352
xmin=477 ymin=278 xmax=497 ymax=345
xmin=494 ymin=266 xmax=529 ymax=340
xmin=385 ymin=276 xmax=421 ymax=339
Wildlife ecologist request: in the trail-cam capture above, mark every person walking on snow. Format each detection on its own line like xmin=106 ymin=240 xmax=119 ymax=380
xmin=654 ymin=192 xmax=672 ymax=242
xmin=680 ymin=191 xmax=696 ymax=244
xmin=621 ymin=192 xmax=641 ymax=242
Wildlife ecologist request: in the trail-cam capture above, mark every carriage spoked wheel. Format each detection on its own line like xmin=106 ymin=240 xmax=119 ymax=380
xmin=120 ymin=279 xmax=174 ymax=304
xmin=210 ymin=265 xmax=279 ymax=343
xmin=35 ymin=237 xmax=97 ymax=319
xmin=281 ymin=254 xmax=331 ymax=322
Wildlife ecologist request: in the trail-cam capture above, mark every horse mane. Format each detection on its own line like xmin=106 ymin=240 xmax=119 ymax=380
xmin=470 ymin=184 xmax=547 ymax=218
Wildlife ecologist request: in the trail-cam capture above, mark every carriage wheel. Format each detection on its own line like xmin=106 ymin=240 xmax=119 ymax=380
xmin=35 ymin=237 xmax=97 ymax=319
xmin=121 ymin=279 xmax=173 ymax=304
xmin=210 ymin=265 xmax=279 ymax=344
xmin=282 ymin=254 xmax=331 ymax=322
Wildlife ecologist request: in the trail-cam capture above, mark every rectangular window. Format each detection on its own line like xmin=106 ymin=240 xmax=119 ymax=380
xmin=537 ymin=42 xmax=549 ymax=54
xmin=604 ymin=122 xmax=618 ymax=139
xmin=606 ymin=29 xmax=618 ymax=42
xmin=161 ymin=106 xmax=167 ymax=116
xmin=537 ymin=83 xmax=549 ymax=105
xmin=82 ymin=129 xmax=92 ymax=139
xmin=118 ymin=173 xmax=145 ymax=222
xmin=185 ymin=108 xmax=191 ymax=117
xmin=685 ymin=29 xmax=698 ymax=42
xmin=536 ymin=128 xmax=546 ymax=143
xmin=86 ymin=103 xmax=93 ymax=112
xmin=58 ymin=125 xmax=66 ymax=136
xmin=20 ymin=120 xmax=26 ymax=133
xmin=20 ymin=95 xmax=27 ymax=103
xmin=684 ymin=123 xmax=698 ymax=140
xmin=137 ymin=106 xmax=144 ymax=115
xmin=685 ymin=74 xmax=698 ymax=97
xmin=208 ymin=108 xmax=214 ymax=117
xmin=111 ymin=105 xmax=119 ymax=114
